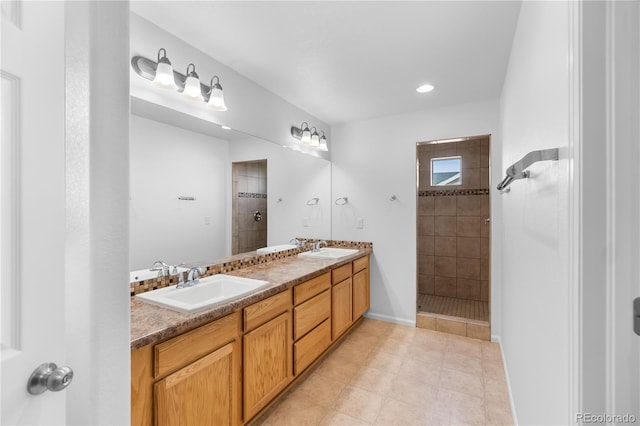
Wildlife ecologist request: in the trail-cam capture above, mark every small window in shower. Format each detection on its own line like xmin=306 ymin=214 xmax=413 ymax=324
xmin=431 ymin=156 xmax=462 ymax=186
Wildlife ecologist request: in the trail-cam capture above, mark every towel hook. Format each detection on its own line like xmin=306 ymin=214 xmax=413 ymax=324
xmin=306 ymin=197 xmax=319 ymax=206
xmin=335 ymin=197 xmax=348 ymax=205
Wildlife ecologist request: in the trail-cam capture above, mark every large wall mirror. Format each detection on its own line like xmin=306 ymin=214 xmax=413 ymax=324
xmin=130 ymin=99 xmax=332 ymax=272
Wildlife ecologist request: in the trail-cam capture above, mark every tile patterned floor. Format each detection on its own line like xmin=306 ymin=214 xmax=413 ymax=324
xmin=418 ymin=293 xmax=490 ymax=323
xmin=258 ymin=318 xmax=513 ymax=426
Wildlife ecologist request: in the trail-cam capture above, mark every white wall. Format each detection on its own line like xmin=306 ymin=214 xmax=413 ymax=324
xmin=499 ymin=2 xmax=571 ymax=424
xmin=331 ymin=99 xmax=501 ymax=327
xmin=229 ymin=139 xmax=332 ymax=245
xmin=130 ymin=115 xmax=230 ymax=270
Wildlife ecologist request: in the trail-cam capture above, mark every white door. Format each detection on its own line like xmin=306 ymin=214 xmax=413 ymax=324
xmin=610 ymin=0 xmax=640 ymax=419
xmin=1 ymin=1 xmax=68 ymax=424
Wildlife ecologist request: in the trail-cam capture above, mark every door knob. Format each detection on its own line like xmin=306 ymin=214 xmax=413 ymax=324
xmin=27 ymin=362 xmax=74 ymax=395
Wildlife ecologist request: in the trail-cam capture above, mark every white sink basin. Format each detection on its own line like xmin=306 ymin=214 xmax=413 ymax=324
xmin=135 ymin=274 xmax=270 ymax=313
xmin=298 ymin=248 xmax=359 ymax=259
xmin=256 ymin=244 xmax=298 ymax=254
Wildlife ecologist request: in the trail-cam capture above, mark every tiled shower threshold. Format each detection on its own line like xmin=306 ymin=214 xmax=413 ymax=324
xmin=417 ymin=294 xmax=490 ymax=341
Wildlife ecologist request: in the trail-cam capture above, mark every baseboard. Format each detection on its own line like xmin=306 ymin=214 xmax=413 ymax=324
xmin=363 ymin=311 xmax=416 ymax=327
xmin=492 ymin=335 xmax=519 ymax=425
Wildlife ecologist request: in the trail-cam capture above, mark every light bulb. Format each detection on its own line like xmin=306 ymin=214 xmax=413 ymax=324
xmin=207 ymin=76 xmax=227 ymax=111
xmin=310 ymin=128 xmax=320 ymax=147
xmin=319 ymin=132 xmax=328 ymax=151
xmin=301 ymin=124 xmax=311 ymax=144
xmin=183 ymin=64 xmax=203 ymax=101
xmin=152 ymin=48 xmax=178 ymax=90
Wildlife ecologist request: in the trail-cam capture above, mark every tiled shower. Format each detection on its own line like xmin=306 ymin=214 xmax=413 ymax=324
xmin=416 ymin=137 xmax=491 ymax=338
xmin=232 ymin=159 xmax=267 ymax=254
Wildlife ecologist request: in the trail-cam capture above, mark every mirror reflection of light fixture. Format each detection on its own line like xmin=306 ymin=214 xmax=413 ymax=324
xmin=319 ymin=131 xmax=328 ymax=151
xmin=183 ymin=64 xmax=203 ymax=101
xmin=291 ymin=122 xmax=312 ymax=144
xmin=310 ymin=127 xmax=320 ymax=147
xmin=151 ymin=48 xmax=178 ymax=90
xmin=207 ymin=76 xmax=227 ymax=111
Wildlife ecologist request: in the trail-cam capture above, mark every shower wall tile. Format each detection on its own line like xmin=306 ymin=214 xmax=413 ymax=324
xmin=459 ymin=146 xmax=481 ymax=169
xmin=457 ymin=258 xmax=481 ymax=280
xmin=435 ymin=236 xmax=457 ymax=257
xmin=457 ymin=237 xmax=481 ymax=259
xmin=481 ymin=222 xmax=490 ymax=238
xmin=457 ymin=217 xmax=481 ymax=237
xmin=480 ymin=195 xmax=490 ymax=216
xmin=435 ymin=276 xmax=457 ymax=298
xmin=418 ymin=274 xmax=435 ymax=294
xmin=418 ymin=255 xmax=435 ymax=276
xmin=480 ymin=280 xmax=490 ymax=302
xmin=418 ymin=216 xmax=435 ymax=236
xmin=480 ymin=238 xmax=490 ymax=259
xmin=461 ymin=168 xmax=480 ymax=189
xmin=418 ymin=236 xmax=434 ymax=256
xmin=435 ymin=216 xmax=457 ymax=236
xmin=457 ymin=278 xmax=481 ymax=300
xmin=480 ymin=258 xmax=490 ymax=281
xmin=435 ymin=196 xmax=457 ymax=216
xmin=456 ymin=195 xmax=481 ymax=216
xmin=435 ymin=256 xmax=457 ymax=278
xmin=418 ymin=197 xmax=435 ymax=215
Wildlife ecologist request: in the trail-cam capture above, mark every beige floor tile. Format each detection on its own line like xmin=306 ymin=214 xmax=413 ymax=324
xmin=383 ymin=324 xmax=417 ymax=342
xmin=315 ymin=355 xmax=363 ymax=384
xmin=262 ymin=394 xmax=329 ymax=426
xmin=482 ymin=357 xmax=506 ymax=380
xmin=349 ymin=366 xmax=395 ymax=396
xmin=344 ymin=331 xmax=382 ymax=349
xmin=442 ymin=351 xmax=483 ymax=376
xmin=412 ymin=328 xmax=449 ymax=348
xmin=320 ymin=411 xmax=372 ymax=426
xmin=375 ymin=336 xmax=413 ymax=356
xmin=362 ymin=350 xmax=405 ymax=374
xmin=396 ymin=355 xmax=442 ymax=385
xmin=333 ymin=386 xmax=384 ymax=423
xmin=437 ymin=389 xmax=485 ymax=426
xmin=295 ymin=372 xmax=346 ymax=407
xmin=445 ymin=334 xmax=483 ymax=358
xmin=486 ymin=400 xmax=515 ymax=425
xmin=373 ymin=397 xmax=430 ymax=426
xmin=484 ymin=377 xmax=511 ymax=405
xmin=481 ymin=341 xmax=503 ymax=362
xmin=388 ymin=374 xmax=439 ymax=408
xmin=439 ymin=367 xmax=484 ymax=399
xmin=332 ymin=340 xmax=373 ymax=365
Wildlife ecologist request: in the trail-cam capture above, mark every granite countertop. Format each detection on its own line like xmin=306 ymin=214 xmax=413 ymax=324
xmin=130 ymin=248 xmax=371 ymax=350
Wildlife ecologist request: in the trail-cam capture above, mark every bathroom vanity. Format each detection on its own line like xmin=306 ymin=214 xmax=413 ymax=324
xmin=130 ymin=247 xmax=370 ymax=425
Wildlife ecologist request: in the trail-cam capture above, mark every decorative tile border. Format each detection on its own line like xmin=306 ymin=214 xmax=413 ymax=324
xmin=130 ymin=239 xmax=373 ymax=296
xmin=237 ymin=192 xmax=267 ymax=199
xmin=418 ymin=188 xmax=489 ymax=197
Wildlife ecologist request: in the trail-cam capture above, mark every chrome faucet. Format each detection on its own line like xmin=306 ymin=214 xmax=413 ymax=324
xmin=176 ymin=266 xmax=205 ymax=289
xmin=290 ymin=238 xmax=307 ymax=248
xmin=311 ymin=241 xmax=328 ymax=252
xmin=151 ymin=260 xmax=170 ymax=277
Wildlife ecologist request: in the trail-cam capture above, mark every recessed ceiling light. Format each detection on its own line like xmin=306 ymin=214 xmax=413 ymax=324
xmin=221 ymin=125 xmax=231 ymax=130
xmin=416 ymin=84 xmax=435 ymax=93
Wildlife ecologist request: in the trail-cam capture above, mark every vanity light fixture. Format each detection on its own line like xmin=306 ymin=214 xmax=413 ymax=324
xmin=207 ymin=76 xmax=227 ymax=111
xmin=310 ymin=127 xmax=320 ymax=147
xmin=151 ymin=48 xmax=178 ymax=90
xmin=183 ymin=64 xmax=203 ymax=101
xmin=416 ymin=84 xmax=435 ymax=93
xmin=131 ymin=49 xmax=228 ymax=111
xmin=290 ymin=122 xmax=329 ymax=152
xmin=318 ymin=131 xmax=328 ymax=151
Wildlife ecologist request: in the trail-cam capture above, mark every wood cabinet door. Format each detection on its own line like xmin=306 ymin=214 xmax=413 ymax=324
xmin=352 ymin=269 xmax=369 ymax=321
xmin=155 ymin=341 xmax=238 ymax=426
xmin=243 ymin=311 xmax=292 ymax=421
xmin=332 ymin=278 xmax=353 ymax=340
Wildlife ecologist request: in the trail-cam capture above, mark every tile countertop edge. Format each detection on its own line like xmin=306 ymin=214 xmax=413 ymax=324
xmin=130 ymin=248 xmax=371 ymax=350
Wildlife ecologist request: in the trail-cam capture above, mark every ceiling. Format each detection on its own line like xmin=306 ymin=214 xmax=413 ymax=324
xmin=131 ymin=1 xmax=521 ymax=126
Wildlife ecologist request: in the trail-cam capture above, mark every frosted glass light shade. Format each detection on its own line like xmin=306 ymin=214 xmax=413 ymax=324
xmin=310 ymin=130 xmax=320 ymax=147
xmin=152 ymin=62 xmax=178 ymax=90
xmin=183 ymin=75 xmax=203 ymax=101
xmin=301 ymin=128 xmax=311 ymax=144
xmin=319 ymin=136 xmax=328 ymax=151
xmin=207 ymin=87 xmax=227 ymax=111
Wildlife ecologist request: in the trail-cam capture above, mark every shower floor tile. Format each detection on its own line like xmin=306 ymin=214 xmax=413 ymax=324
xmin=418 ymin=293 xmax=489 ymax=322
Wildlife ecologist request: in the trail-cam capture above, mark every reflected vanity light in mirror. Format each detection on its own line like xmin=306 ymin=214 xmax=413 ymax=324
xmin=291 ymin=122 xmax=328 ymax=151
xmin=152 ymin=48 xmax=178 ymax=90
xmin=207 ymin=76 xmax=227 ymax=111
xmin=183 ymin=63 xmax=203 ymax=101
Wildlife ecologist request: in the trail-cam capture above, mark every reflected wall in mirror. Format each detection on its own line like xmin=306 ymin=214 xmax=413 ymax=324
xmin=130 ymin=110 xmax=331 ymax=272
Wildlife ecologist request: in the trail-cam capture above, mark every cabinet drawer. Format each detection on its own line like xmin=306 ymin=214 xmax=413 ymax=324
xmin=353 ymin=255 xmax=368 ymax=273
xmin=154 ymin=311 xmax=240 ymax=379
xmin=244 ymin=290 xmax=291 ymax=332
xmin=294 ymin=319 xmax=331 ymax=375
xmin=293 ymin=272 xmax=330 ymax=305
xmin=294 ymin=289 xmax=331 ymax=340
xmin=332 ymin=263 xmax=352 ymax=285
